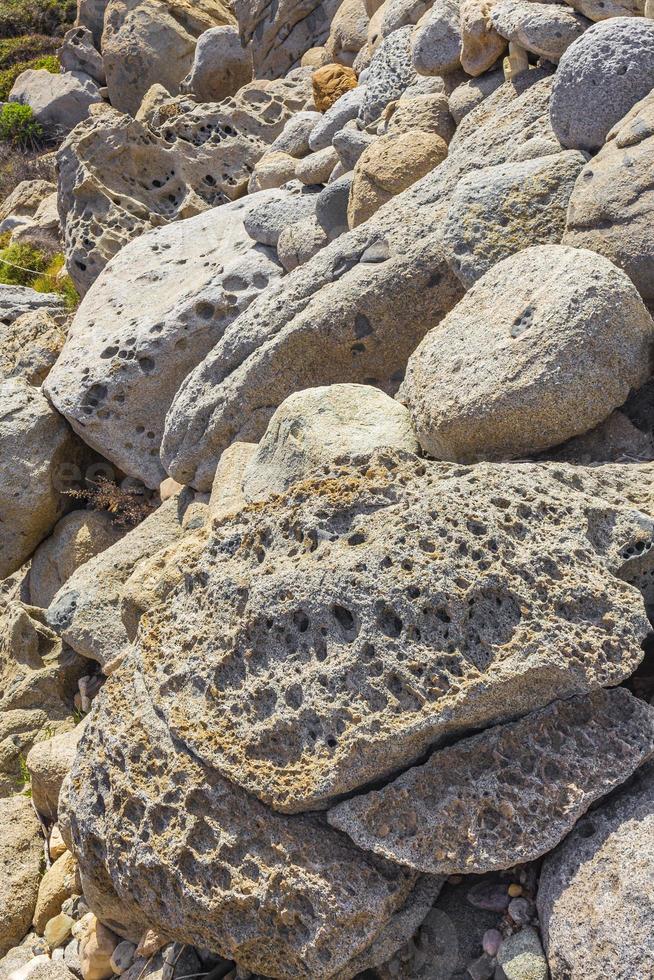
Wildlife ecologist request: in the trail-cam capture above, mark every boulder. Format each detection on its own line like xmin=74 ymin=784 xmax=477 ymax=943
xmin=348 ymin=130 xmax=448 ymax=226
xmin=0 ymin=179 xmax=56 ymax=232
xmin=411 ymin=0 xmax=462 ymax=76
xmin=45 ymin=193 xmax=283 ymax=488
xmin=399 ymin=245 xmax=654 ymax=462
xmin=565 ymin=0 xmax=643 ymax=20
xmin=442 ymin=149 xmax=586 ymax=286
xmin=9 ymin=69 xmax=101 ymax=134
xmin=242 ymin=383 xmax=419 ymax=501
xmin=380 ymin=0 xmax=433 ymax=38
xmin=78 ymin=917 xmax=119 ymax=980
xmin=33 ymin=851 xmax=80 ymax=935
xmin=490 ymin=0 xmax=590 ymax=62
xmin=58 ymin=27 xmax=106 ymax=85
xmin=360 ymin=26 xmax=417 ymax=125
xmin=460 ymin=0 xmax=506 ymax=76
xmin=332 ymin=123 xmax=376 ymax=168
xmin=497 ymin=928 xmax=548 ymax=980
xmin=550 ymin=17 xmax=654 ymax=151
xmin=563 ymin=90 xmax=654 ymax=303
xmin=382 ymin=92 xmax=455 ymax=141
xmin=277 ymin=215 xmax=329 ymax=270
xmin=209 ymin=441 xmax=257 ymax=520
xmin=309 ymin=86 xmax=366 ymax=150
xmin=328 ymin=688 xmax=654 ymax=873
xmin=0 ymin=795 xmax=42 ymax=956
xmin=0 ymin=286 xmax=65 ymax=324
xmin=0 ymin=310 xmax=65 ymax=387
xmin=97 ymin=449 xmax=653 ymax=812
xmin=448 ymin=67 xmax=504 ymax=122
xmin=180 ymin=25 xmax=252 ymax=101
xmin=325 ymin=0 xmax=370 ymax=63
xmin=27 ymin=725 xmax=85 ymax=821
xmin=101 ymin=0 xmax=234 ymax=115
xmin=248 ymin=151 xmax=298 ymax=192
xmin=538 ymin=759 xmax=654 ymax=978
xmin=243 ymin=185 xmax=319 ymax=247
xmin=231 ymin=0 xmax=341 ymax=79
xmin=312 ymin=63 xmax=358 ymax=112
xmin=295 ymin=145 xmax=340 ymax=184
xmin=11 ymin=191 xmax=61 ymax=253
xmin=270 ymin=110 xmax=322 ymax=156
xmin=315 ymin=174 xmax=352 ymax=239
xmin=0 ymin=379 xmax=83 ymax=579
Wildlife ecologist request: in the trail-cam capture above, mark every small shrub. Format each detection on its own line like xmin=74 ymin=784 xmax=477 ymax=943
xmin=33 ymin=251 xmax=79 ymax=309
xmin=0 ymin=33 xmax=57 ymax=66
xmin=66 ymin=478 xmax=157 ymax=529
xmin=0 ymin=52 xmax=60 ymax=100
xmin=0 ymin=240 xmax=47 ymax=285
xmin=0 ymin=102 xmax=43 ymax=146
xmin=0 ymin=140 xmax=53 ymax=199
xmin=0 ymin=0 xmax=76 ymax=39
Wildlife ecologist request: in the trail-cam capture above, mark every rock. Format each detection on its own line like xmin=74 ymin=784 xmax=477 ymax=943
xmin=538 ymin=759 xmax=654 ymax=979
xmin=29 ymin=512 xmax=125 ymax=609
xmin=348 ymin=130 xmax=448 ymax=226
xmin=248 ymin=151 xmax=298 ymax=192
xmin=0 ymin=311 xmax=65 ymax=387
xmin=565 ymin=0 xmax=643 ymax=20
xmin=33 ymin=851 xmax=80 ymax=935
xmin=208 ymin=441 xmax=256 ymax=520
xmin=411 ymin=0 xmax=462 ymax=76
xmin=0 ymin=795 xmax=42 ymax=957
xmin=399 ymin=245 xmax=654 ymax=462
xmin=78 ymin=919 xmax=119 ymax=980
xmin=383 ymin=92 xmax=456 ymax=141
xmin=548 ymin=407 xmax=654 ymax=463
xmin=242 ymin=384 xmax=418 ymax=501
xmin=0 ymin=286 xmax=65 ymax=325
xmin=0 ymin=379 xmax=83 ymax=579
xmin=45 ymin=915 xmax=74 ymax=950
xmin=315 ymin=174 xmax=352 ymax=238
xmin=102 ymin=448 xmax=654 ymax=811
xmin=232 ymin=0 xmax=341 ymax=80
xmin=277 ymin=214 xmax=329 ymax=270
xmin=11 ymin=191 xmax=61 ymax=253
xmin=325 ymin=0 xmax=369 ymax=63
xmin=442 ymin=149 xmax=586 ymax=286
xmin=295 ymin=145 xmax=340 ymax=184
xmin=360 ymin=26 xmax=417 ymax=125
xmin=550 ymin=17 xmax=654 ymax=152
xmin=180 ymin=26 xmax=252 ymax=102
xmin=442 ymin=67 xmax=505 ymax=122
xmin=49 ymin=826 xmax=67 ymax=862
xmin=312 ymin=63 xmax=358 ymax=112
xmin=62 ymin=660 xmax=418 ymax=978
xmin=26 ymin=724 xmax=86 ymax=821
xmin=563 ymin=89 xmax=654 ymax=303
xmin=9 ymin=70 xmax=102 ymax=135
xmin=490 ymin=0 xmax=590 ymax=62
xmin=310 ymin=86 xmax=367 ymax=151
xmin=45 ymin=496 xmax=189 ymax=669
xmin=0 ymin=179 xmax=56 ymax=231
xmin=332 ymin=120 xmax=376 ymax=167
xmin=328 ymin=688 xmax=654 ymax=873
xmin=270 ymin=111 xmax=322 ymax=156
xmin=380 ymin=0 xmax=433 ymax=39
xmin=496 ymin=928 xmax=548 ymax=980
xmin=101 ymin=0 xmax=234 ymax=115
xmin=109 ymin=943 xmax=135 ymax=976
xmin=243 ymin=186 xmax=319 ymax=247
xmin=58 ymin=27 xmax=105 ymax=85
xmin=45 ymin=194 xmax=283 ymax=488
xmin=483 ymin=929 xmax=502 ymax=957
xmin=460 ymin=0 xmax=506 ymax=76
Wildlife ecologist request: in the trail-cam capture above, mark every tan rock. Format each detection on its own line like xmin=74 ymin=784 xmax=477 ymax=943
xmin=208 ymin=441 xmax=257 ymax=520
xmin=49 ymin=825 xmax=67 ymax=862
xmin=79 ymin=919 xmax=119 ymax=980
xmin=384 ymin=92 xmax=456 ymax=141
xmin=0 ymin=311 xmax=65 ymax=387
xmin=247 ymin=151 xmax=297 ymax=193
xmin=301 ymin=46 xmax=330 ymax=66
xmin=159 ymin=477 xmax=182 ymax=502
xmin=33 ymin=851 xmax=80 ymax=935
xmin=0 ymin=179 xmax=56 ymax=228
xmin=295 ymin=145 xmax=340 ymax=184
xmin=325 ymin=0 xmax=370 ymax=62
xmin=44 ymin=913 xmax=74 ymax=949
xmin=0 ymin=795 xmax=42 ymax=956
xmin=460 ymin=0 xmax=507 ymax=75
xmin=312 ymin=63 xmax=358 ymax=112
xmin=348 ymin=130 xmax=447 ymax=226
xmin=26 ymin=724 xmax=86 ymax=821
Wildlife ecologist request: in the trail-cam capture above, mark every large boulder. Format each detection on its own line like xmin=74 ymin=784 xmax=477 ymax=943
xmin=399 ymin=245 xmax=654 ymax=462
xmin=9 ymin=69 xmax=102 ymax=134
xmin=59 ymin=26 xmax=106 ymax=84
xmin=411 ymin=0 xmax=461 ymax=76
xmin=538 ymin=759 xmax=654 ymax=978
xmin=0 ymin=379 xmax=83 ymax=579
xmin=45 ymin=193 xmax=283 ymax=488
xmin=231 ymin=0 xmax=341 ymax=79
xmin=550 ymin=17 xmax=654 ymax=151
xmin=0 ymin=310 xmax=65 ymax=387
xmin=0 ymin=795 xmax=42 ymax=956
xmin=359 ymin=27 xmax=417 ymax=125
xmin=328 ymin=688 xmax=654 ymax=873
xmin=180 ymin=25 xmax=253 ymax=101
xmin=489 ymin=0 xmax=590 ymax=62
xmin=460 ymin=0 xmax=506 ymax=76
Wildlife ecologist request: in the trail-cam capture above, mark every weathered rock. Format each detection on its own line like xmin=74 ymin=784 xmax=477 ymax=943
xmin=490 ymin=0 xmax=590 ymax=62
xmin=114 ymin=449 xmax=653 ymax=811
xmin=29 ymin=511 xmax=125 ymax=610
xmin=101 ymin=0 xmax=234 ymax=115
xmin=312 ymin=63 xmax=358 ymax=112
xmin=563 ymin=90 xmax=654 ymax=303
xmin=0 ymin=286 xmax=65 ymax=325
xmin=26 ymin=724 xmax=85 ymax=821
xmin=180 ymin=26 xmax=252 ymax=102
xmin=309 ymin=85 xmax=366 ymax=150
xmin=248 ymin=151 xmax=298 ymax=192
xmin=411 ymin=0 xmax=461 ymax=76
xmin=33 ymin=851 xmax=80 ymax=935
xmin=448 ymin=67 xmax=506 ymax=122
xmin=0 ymin=179 xmax=56 ymax=231
xmin=78 ymin=917 xmax=119 ymax=980
xmin=244 ymin=186 xmax=319 ymax=247
xmin=360 ymin=27 xmax=417 ymax=125
xmin=496 ymin=927 xmax=548 ymax=980
xmin=328 ymin=688 xmax=654 ymax=873
xmin=565 ymin=0 xmax=643 ymax=20
xmin=546 ymin=406 xmax=654 ymax=464
xmin=208 ymin=441 xmax=256 ymax=520
xmin=45 ymin=194 xmax=283 ymax=488
xmin=0 ymin=795 xmax=42 ymax=956
xmin=332 ymin=123 xmax=376 ymax=168
xmin=270 ymin=110 xmax=322 ymax=156
xmin=315 ymin=174 xmax=352 ymax=238
xmin=538 ymin=759 xmax=654 ymax=979
xmin=383 ymin=92 xmax=455 ymax=141
xmin=295 ymin=145 xmax=340 ymax=184
xmin=0 ymin=311 xmax=65 ymax=387
xmin=242 ymin=384 xmax=418 ymax=501
xmin=9 ymin=70 xmax=102 ymax=134
xmin=11 ymin=191 xmax=61 ymax=253
xmin=61 ymin=660 xmax=418 ymax=977
xmin=399 ymin=245 xmax=654 ymax=462
xmin=380 ymin=0 xmax=433 ymax=39
xmin=0 ymin=379 xmax=83 ymax=579
xmin=59 ymin=27 xmax=105 ymax=85
xmin=348 ymin=130 xmax=448 ymax=226
xmin=460 ymin=0 xmax=506 ymax=76
xmin=277 ymin=214 xmax=329 ymax=270
xmin=325 ymin=0 xmax=369 ymax=63
xmin=550 ymin=17 xmax=654 ymax=151
xmin=232 ymin=0 xmax=341 ymax=80
xmin=442 ymin=150 xmax=586 ymax=286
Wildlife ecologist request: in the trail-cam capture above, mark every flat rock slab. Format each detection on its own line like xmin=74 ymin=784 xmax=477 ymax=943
xmin=131 ymin=450 xmax=650 ymax=812
xmin=327 ymin=688 xmax=654 ymax=874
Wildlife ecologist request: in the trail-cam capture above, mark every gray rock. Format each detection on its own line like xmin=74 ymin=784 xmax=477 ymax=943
xmin=26 ymin=724 xmax=85 ymax=821
xmin=538 ymin=760 xmax=654 ymax=979
xmin=277 ymin=214 xmax=329 ymax=271
xmin=309 ymin=86 xmax=367 ymax=151
xmin=442 ymin=149 xmax=586 ymax=286
xmin=0 ymin=795 xmax=42 ymax=957
xmin=0 ymin=309 xmax=64 ymax=387
xmin=448 ymin=68 xmax=505 ymax=123
xmin=270 ymin=110 xmax=322 ymax=157
xmin=550 ymin=17 xmax=654 ymax=151
xmin=332 ymin=123 xmax=377 ymax=169
xmin=180 ymin=26 xmax=252 ymax=102
xmin=496 ymin=927 xmax=548 ymax=980
xmin=9 ymin=69 xmax=102 ymax=134
xmin=243 ymin=185 xmax=319 ymax=247
xmin=490 ymin=0 xmax=590 ymax=61
xmin=359 ymin=27 xmax=417 ymax=126
xmin=295 ymin=145 xmax=340 ymax=185
xmin=58 ymin=26 xmax=105 ymax=84
xmin=0 ymin=285 xmax=65 ymax=324
xmin=399 ymin=245 xmax=654 ymax=462
xmin=315 ymin=173 xmax=353 ymax=238
xmin=328 ymin=688 xmax=654 ymax=873
xmin=565 ymin=0 xmax=643 ymax=20
xmin=411 ymin=0 xmax=462 ymax=76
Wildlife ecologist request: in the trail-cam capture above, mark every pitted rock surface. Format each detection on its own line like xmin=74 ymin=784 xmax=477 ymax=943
xmin=359 ymin=27 xmax=417 ymax=125
xmin=489 ymin=0 xmax=590 ymax=61
xmin=130 ymin=450 xmax=650 ymax=812
xmin=328 ymin=688 xmax=654 ymax=873
xmin=61 ymin=659 xmax=417 ymax=978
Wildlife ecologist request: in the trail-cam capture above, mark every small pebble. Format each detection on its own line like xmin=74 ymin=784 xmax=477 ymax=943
xmin=508 ymin=897 xmax=533 ymax=925
xmin=466 ymin=953 xmax=495 ymax=980
xmin=467 ymin=881 xmax=511 ymax=912
xmin=508 ymin=883 xmax=523 ymax=898
xmin=110 ymin=941 xmax=136 ymax=975
xmin=482 ymin=928 xmax=503 ymax=957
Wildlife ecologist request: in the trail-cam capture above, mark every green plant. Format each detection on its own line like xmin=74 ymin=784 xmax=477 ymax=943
xmin=0 ymin=139 xmax=53 ymax=198
xmin=0 ymin=240 xmax=47 ymax=284
xmin=0 ymin=0 xmax=76 ymax=39
xmin=16 ymin=752 xmax=31 ymax=795
xmin=0 ymin=102 xmax=43 ymax=146
xmin=33 ymin=252 xmax=79 ymax=309
xmin=0 ymin=52 xmax=59 ymax=100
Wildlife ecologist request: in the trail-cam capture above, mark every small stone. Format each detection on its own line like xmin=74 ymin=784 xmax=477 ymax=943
xmin=79 ymin=919 xmax=120 ymax=980
xmin=467 ymin=882 xmax=511 ymax=912
xmin=482 ymin=928 xmax=503 ymax=956
xmin=496 ymin=926 xmax=548 ymax=980
xmin=44 ymin=913 xmax=74 ymax=949
xmin=110 ymin=942 xmax=136 ymax=975
xmin=508 ymin=884 xmax=523 ymax=898
xmin=467 ymin=953 xmax=496 ymax=980
xmin=508 ymin=897 xmax=532 ymax=925
xmin=49 ymin=825 xmax=67 ymax=862
xmin=312 ymin=64 xmax=358 ymax=113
